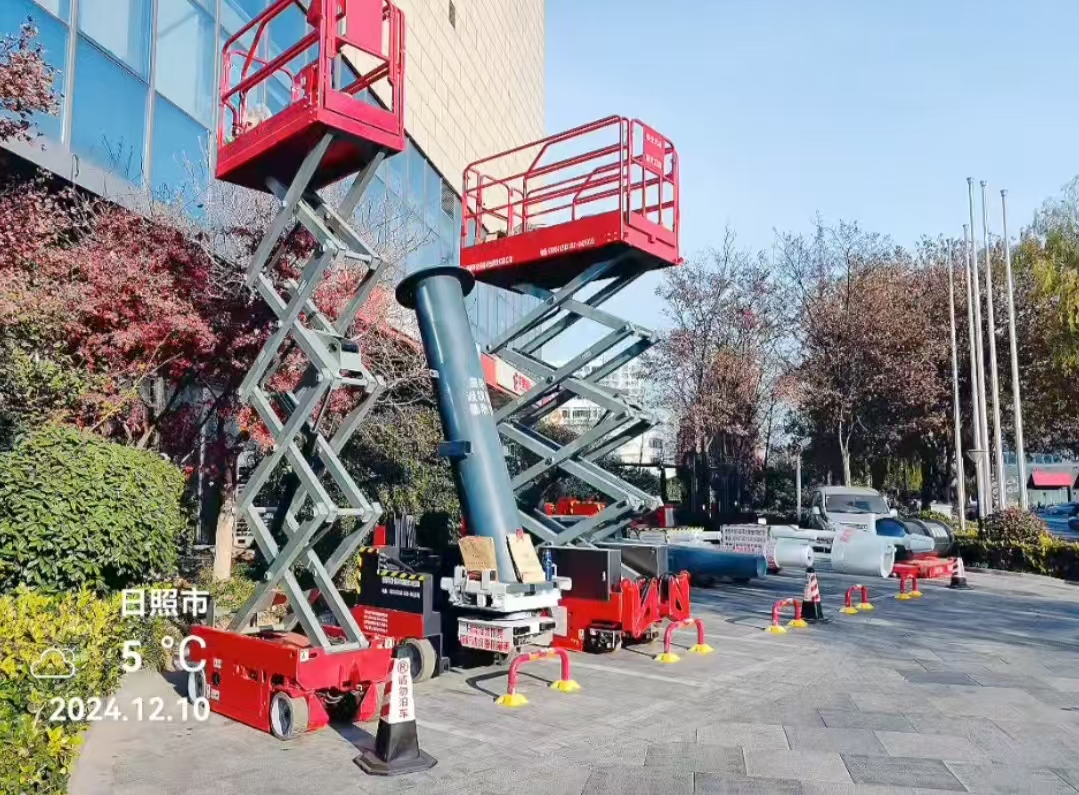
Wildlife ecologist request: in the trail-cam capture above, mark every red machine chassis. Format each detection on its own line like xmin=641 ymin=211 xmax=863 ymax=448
xmin=553 ymin=572 xmax=692 ymax=654
xmin=893 ymin=555 xmax=955 ymax=581
xmin=188 ymin=626 xmax=393 ymax=736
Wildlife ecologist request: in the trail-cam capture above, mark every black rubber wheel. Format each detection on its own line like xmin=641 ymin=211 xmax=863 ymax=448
xmin=268 ymin=692 xmax=309 ymax=740
xmin=398 ymin=637 xmax=437 ymax=683
xmin=186 ymin=668 xmax=207 ymax=704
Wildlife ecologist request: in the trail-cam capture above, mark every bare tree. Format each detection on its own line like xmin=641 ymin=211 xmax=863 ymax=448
xmin=648 ymin=227 xmax=793 ymax=503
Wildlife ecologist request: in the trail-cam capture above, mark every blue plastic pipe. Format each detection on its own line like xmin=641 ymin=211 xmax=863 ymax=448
xmin=666 ymin=545 xmax=767 ymax=580
xmin=396 ymin=265 xmax=519 ymax=583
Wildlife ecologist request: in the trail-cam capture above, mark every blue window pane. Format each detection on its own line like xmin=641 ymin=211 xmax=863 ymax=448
xmin=439 ymin=211 xmax=455 ymax=247
xmin=405 ymin=139 xmax=424 ymax=210
xmin=358 ymin=173 xmax=387 ymax=245
xmin=151 ymin=96 xmax=209 ymax=204
xmin=155 ymin=0 xmax=216 ymax=126
xmin=266 ymin=75 xmax=291 ymax=114
xmin=71 ymin=37 xmax=147 ymax=184
xmin=425 ymin=164 xmax=441 ymax=226
xmin=220 ymin=1 xmax=256 ymax=38
xmin=31 ymin=0 xmax=71 ymax=24
xmin=0 ymin=1 xmax=67 ymax=141
xmin=385 ymin=150 xmax=403 ymax=197
xmin=78 ymin=0 xmax=151 ymax=76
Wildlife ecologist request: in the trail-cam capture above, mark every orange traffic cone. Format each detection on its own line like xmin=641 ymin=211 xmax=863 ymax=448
xmin=802 ymin=567 xmax=828 ymax=623
xmin=948 ymin=556 xmax=971 ymax=590
xmin=355 ymin=648 xmax=437 ymax=776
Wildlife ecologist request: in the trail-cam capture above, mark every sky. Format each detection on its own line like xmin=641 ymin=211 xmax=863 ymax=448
xmin=543 ymin=0 xmax=1079 ymax=340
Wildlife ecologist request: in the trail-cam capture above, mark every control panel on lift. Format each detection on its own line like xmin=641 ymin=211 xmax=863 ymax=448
xmin=348 ymin=546 xmax=443 ymax=642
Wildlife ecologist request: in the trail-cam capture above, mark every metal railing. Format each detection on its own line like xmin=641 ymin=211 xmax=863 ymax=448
xmin=461 ymin=116 xmax=679 ymax=247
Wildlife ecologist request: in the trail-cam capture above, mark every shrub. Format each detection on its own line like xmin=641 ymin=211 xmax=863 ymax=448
xmin=919 ymin=509 xmax=960 ymax=534
xmin=0 ymin=425 xmax=187 ymax=592
xmin=0 ymin=586 xmax=180 ymax=794
xmin=195 ymin=566 xmax=257 ymax=627
xmin=956 ymin=534 xmax=1079 ymax=581
xmin=980 ymin=507 xmax=1050 ymax=545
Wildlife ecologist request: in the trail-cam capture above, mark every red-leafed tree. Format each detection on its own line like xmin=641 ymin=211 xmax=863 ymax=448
xmin=779 ymin=220 xmax=946 ymax=487
xmin=0 ymin=21 xmax=59 ymax=144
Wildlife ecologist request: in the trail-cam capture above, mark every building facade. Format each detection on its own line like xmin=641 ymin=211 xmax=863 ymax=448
xmin=0 ymin=0 xmax=545 ymax=345
xmin=1001 ymin=451 xmax=1078 ymax=507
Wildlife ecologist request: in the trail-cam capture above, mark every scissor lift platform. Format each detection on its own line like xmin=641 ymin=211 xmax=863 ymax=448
xmin=216 ymin=0 xmax=405 ymax=192
xmin=458 ymin=116 xmax=681 ymax=551
xmin=460 ymin=116 xmax=680 ymax=289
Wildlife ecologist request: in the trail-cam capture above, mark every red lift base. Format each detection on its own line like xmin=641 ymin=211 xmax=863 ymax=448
xmin=553 ymin=570 xmax=692 ymax=654
xmin=893 ymin=557 xmax=954 ymax=581
xmin=188 ymin=626 xmax=392 ymax=739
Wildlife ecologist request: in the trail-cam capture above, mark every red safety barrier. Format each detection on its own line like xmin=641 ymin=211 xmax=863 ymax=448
xmin=841 ymin=584 xmax=874 ymax=614
xmin=654 ymin=617 xmax=713 ymax=663
xmin=768 ymin=598 xmax=806 ymax=634
xmin=495 ymin=648 xmax=580 ymax=707
xmin=896 ymin=572 xmax=922 ymax=601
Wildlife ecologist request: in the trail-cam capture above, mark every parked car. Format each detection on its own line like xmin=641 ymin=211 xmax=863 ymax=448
xmin=1036 ymin=503 xmax=1079 ymax=537
xmin=805 ymin=486 xmax=943 ymax=555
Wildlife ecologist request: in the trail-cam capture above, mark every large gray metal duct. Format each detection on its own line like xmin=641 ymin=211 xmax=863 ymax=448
xmin=396 ymin=265 xmax=520 ymax=584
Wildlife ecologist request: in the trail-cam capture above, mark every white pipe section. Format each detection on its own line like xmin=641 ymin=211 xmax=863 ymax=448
xmin=769 ymin=525 xmax=832 ymax=543
xmin=772 ymin=538 xmax=814 ymax=570
xmin=829 ymin=531 xmax=896 ymax=578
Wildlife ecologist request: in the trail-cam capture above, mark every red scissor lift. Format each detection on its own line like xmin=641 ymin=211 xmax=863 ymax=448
xmin=460 ymin=117 xmax=691 ymax=650
xmin=187 ymin=0 xmax=407 ymax=740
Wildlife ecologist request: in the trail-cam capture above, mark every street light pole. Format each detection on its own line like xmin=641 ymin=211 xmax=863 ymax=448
xmin=946 ymin=243 xmax=967 ymax=532
xmin=964 ymin=223 xmax=984 ymax=520
xmin=795 ymin=444 xmax=803 ymax=523
xmin=981 ymin=180 xmax=1006 ymax=511
xmin=1000 ymin=189 xmax=1028 ymax=510
xmin=967 ymin=179 xmax=992 ymax=519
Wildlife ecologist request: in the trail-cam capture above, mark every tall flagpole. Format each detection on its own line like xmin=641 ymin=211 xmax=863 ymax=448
xmin=963 ymin=223 xmax=984 ymax=520
xmin=967 ymin=180 xmax=991 ymax=519
xmin=1000 ymin=189 xmax=1028 ymax=510
xmin=981 ymin=180 xmax=1006 ymax=511
xmin=946 ymin=242 xmax=967 ymax=531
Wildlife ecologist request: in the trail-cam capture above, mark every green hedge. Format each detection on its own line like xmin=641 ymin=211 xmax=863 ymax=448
xmin=0 ymin=586 xmax=180 ymax=794
xmin=0 ymin=425 xmax=187 ymax=592
xmin=956 ymin=532 xmax=1079 ymax=581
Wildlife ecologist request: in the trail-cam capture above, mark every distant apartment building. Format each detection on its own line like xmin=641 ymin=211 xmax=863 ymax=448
xmin=546 ymin=359 xmax=669 ymax=466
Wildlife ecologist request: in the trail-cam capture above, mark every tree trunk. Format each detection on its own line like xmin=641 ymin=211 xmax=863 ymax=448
xmin=213 ymin=467 xmax=236 ymax=581
xmin=869 ymin=459 xmax=888 ymax=492
xmin=838 ymin=423 xmax=852 ymax=486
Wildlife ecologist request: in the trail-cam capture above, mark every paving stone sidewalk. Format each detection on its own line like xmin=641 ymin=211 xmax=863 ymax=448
xmin=70 ymin=567 xmax=1079 ymax=794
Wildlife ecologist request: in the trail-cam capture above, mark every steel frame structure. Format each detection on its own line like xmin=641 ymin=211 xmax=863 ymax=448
xmin=487 ymin=257 xmax=664 ymax=546
xmin=460 ymin=117 xmax=680 ymax=553
xmin=226 ymin=132 xmax=390 ymax=654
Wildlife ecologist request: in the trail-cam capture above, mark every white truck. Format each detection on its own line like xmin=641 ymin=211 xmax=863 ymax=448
xmin=804 ymin=486 xmax=934 ymax=555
